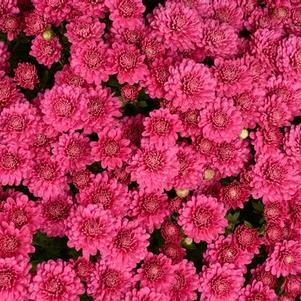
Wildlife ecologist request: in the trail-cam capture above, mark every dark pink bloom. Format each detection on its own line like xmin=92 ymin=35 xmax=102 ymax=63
xmin=23 ymin=12 xmax=47 ymax=36
xmin=282 ymin=274 xmax=301 ymax=297
xmin=250 ymin=264 xmax=278 ymax=289
xmin=54 ymin=65 xmax=87 ymax=88
xmin=160 ymin=242 xmax=186 ymax=264
xmin=70 ymin=257 xmax=95 ymax=282
xmin=161 ymin=220 xmax=183 ymax=243
xmin=13 ymin=62 xmax=39 ymax=90
xmin=239 ymin=281 xmax=278 ymax=301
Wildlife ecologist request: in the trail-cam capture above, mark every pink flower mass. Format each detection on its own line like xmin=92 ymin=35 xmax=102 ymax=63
xmin=1 ymin=0 xmax=301 ymax=300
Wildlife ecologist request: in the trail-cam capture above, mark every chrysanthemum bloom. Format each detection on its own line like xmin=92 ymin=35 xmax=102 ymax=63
xmin=40 ymin=85 xmax=85 ymax=132
xmin=251 ymin=152 xmax=300 ymax=202
xmin=203 ymin=235 xmax=253 ymax=270
xmin=264 ymin=222 xmax=291 ymax=245
xmin=13 ymin=63 xmax=39 ymax=90
xmin=29 ymin=259 xmax=84 ymax=301
xmin=71 ymin=169 xmax=92 ymax=190
xmin=0 ymin=195 xmax=41 ymax=233
xmin=38 ymin=195 xmax=73 ymax=237
xmin=54 ymin=65 xmax=87 ymax=88
xmin=284 ymin=125 xmax=301 ymax=162
xmin=165 ymin=59 xmax=216 ymax=111
xmin=120 ymin=84 xmax=139 ymax=102
xmin=178 ymin=195 xmax=227 ymax=243
xmin=70 ymin=257 xmax=95 ymax=283
xmin=102 ymin=219 xmax=149 ymax=268
xmin=0 ymin=42 xmax=9 ymax=76
xmin=160 ymin=242 xmax=186 ymax=264
xmin=168 ymin=259 xmax=199 ymax=301
xmin=0 ymin=144 xmax=33 ymax=186
xmin=65 ymin=204 xmax=115 ymax=258
xmin=264 ymin=200 xmax=288 ymax=225
xmin=66 ymin=16 xmax=105 ymax=45
xmin=130 ymin=188 xmax=169 ymax=232
xmin=232 ymin=88 xmax=265 ymax=129
xmin=213 ymin=138 xmax=250 ymax=177
xmin=72 ymin=0 xmax=106 ymax=17
xmin=0 ymin=101 xmax=38 ymax=144
xmin=52 ymin=132 xmax=93 ymax=172
xmin=81 ymin=86 xmax=121 ymax=134
xmin=71 ymin=42 xmax=111 ymax=85
xmin=149 ymin=1 xmax=201 ymax=51
xmin=24 ymin=155 xmax=69 ymax=200
xmin=91 ymin=127 xmax=131 ymax=170
xmin=109 ymin=43 xmax=148 ymax=84
xmin=192 ymin=135 xmax=216 ymax=162
xmin=140 ymin=34 xmax=164 ymax=62
xmin=234 ymin=224 xmax=261 ymax=254
xmin=142 ymin=57 xmax=173 ymax=99
xmin=136 ymin=253 xmax=175 ymax=293
xmin=142 ymin=108 xmax=182 ymax=146
xmin=0 ymin=221 xmax=34 ymax=258
xmin=160 ymin=220 xmax=183 ymax=243
xmin=250 ymin=126 xmax=283 ymax=156
xmin=87 ymin=259 xmax=133 ymax=301
xmin=199 ymin=263 xmax=244 ymax=301
xmin=30 ymin=35 xmax=62 ymax=68
xmin=129 ymin=144 xmax=179 ymax=191
xmin=105 ymin=0 xmax=145 ymax=26
xmin=23 ymin=12 xmax=47 ymax=36
xmin=76 ymin=172 xmax=130 ymax=216
xmin=219 ymin=181 xmax=250 ymax=209
xmin=250 ymin=264 xmax=278 ymax=289
xmin=199 ymin=19 xmax=239 ymax=59
xmin=199 ymin=97 xmax=243 ymax=143
xmin=282 ymin=274 xmax=301 ymax=297
xmin=120 ymin=115 xmax=144 ymax=148
xmin=239 ymin=281 xmax=277 ymax=301
xmin=178 ymin=108 xmax=201 ymax=137
xmin=265 ymin=240 xmax=301 ymax=277
xmin=0 ymin=256 xmax=31 ymax=301
xmin=214 ymin=58 xmax=252 ymax=97
xmin=0 ymin=14 xmax=22 ymax=41
xmin=173 ymin=145 xmax=202 ymax=190
xmin=125 ymin=287 xmax=169 ymax=301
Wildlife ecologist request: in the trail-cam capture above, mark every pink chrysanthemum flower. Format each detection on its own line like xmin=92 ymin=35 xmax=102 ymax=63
xmin=265 ymin=240 xmax=301 ymax=277
xmin=81 ymin=86 xmax=121 ymax=133
xmin=66 ymin=16 xmax=105 ymax=45
xmin=142 ymin=108 xmax=182 ymax=146
xmin=52 ymin=132 xmax=93 ymax=172
xmin=199 ymin=19 xmax=239 ymax=59
xmin=161 ymin=220 xmax=183 ymax=243
xmin=136 ymin=253 xmax=175 ymax=293
xmin=0 ymin=101 xmax=38 ymax=144
xmin=24 ymin=155 xmax=69 ymax=200
xmin=54 ymin=65 xmax=87 ymax=88
xmin=160 ymin=242 xmax=186 ymax=264
xmin=214 ymin=58 xmax=252 ymax=97
xmin=0 ymin=256 xmax=31 ymax=301
xmin=40 ymin=85 xmax=85 ymax=132
xmin=168 ymin=259 xmax=199 ymax=301
xmin=23 ymin=12 xmax=47 ymax=36
xmin=284 ymin=125 xmax=301 ymax=162
xmin=140 ymin=34 xmax=165 ymax=62
xmin=0 ymin=221 xmax=34 ymax=258
xmin=130 ymin=188 xmax=169 ymax=232
xmin=71 ymin=42 xmax=111 ymax=85
xmin=0 ymin=195 xmax=41 ymax=233
xmin=0 ymin=14 xmax=22 ymax=42
xmin=105 ymin=0 xmax=145 ymax=26
xmin=199 ymin=263 xmax=244 ymax=301
xmin=71 ymin=169 xmax=92 ymax=190
xmin=13 ymin=62 xmax=39 ymax=90
xmin=192 ymin=134 xmax=216 ymax=161
xmin=70 ymin=257 xmax=95 ymax=282
xmin=102 ymin=219 xmax=149 ymax=269
xmin=129 ymin=144 xmax=179 ymax=191
xmin=282 ymin=274 xmax=301 ymax=297
xmin=109 ymin=43 xmax=148 ymax=84
xmin=120 ymin=84 xmax=139 ymax=102
xmin=250 ymin=264 xmax=278 ymax=289
xmin=165 ymin=59 xmax=216 ymax=111
xmin=173 ymin=145 xmax=203 ymax=190
xmin=29 ymin=259 xmax=84 ymax=301
xmin=125 ymin=287 xmax=169 ymax=301
xmin=91 ymin=127 xmax=131 ymax=170
xmin=213 ymin=139 xmax=250 ymax=177
xmin=30 ymin=35 xmax=62 ymax=68
xmin=38 ymin=194 xmax=73 ymax=237
xmin=72 ymin=0 xmax=106 ymax=17
xmin=149 ymin=2 xmax=201 ymax=51
xmin=219 ymin=181 xmax=250 ymax=209
xmin=251 ymin=152 xmax=300 ymax=202
xmin=178 ymin=108 xmax=201 ymax=137
xmin=0 ymin=144 xmax=32 ymax=186
xmin=204 ymin=235 xmax=253 ymax=270
xmin=87 ymin=259 xmax=133 ymax=301
xmin=199 ymin=97 xmax=243 ymax=143
xmin=239 ymin=281 xmax=278 ymax=301
xmin=178 ymin=195 xmax=227 ymax=243
xmin=76 ymin=172 xmax=130 ymax=216
xmin=264 ymin=200 xmax=288 ymax=225
xmin=65 ymin=204 xmax=114 ymax=258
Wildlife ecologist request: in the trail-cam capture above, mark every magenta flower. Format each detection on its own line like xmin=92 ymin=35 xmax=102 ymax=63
xmin=13 ymin=63 xmax=39 ymax=90
xmin=239 ymin=281 xmax=278 ymax=301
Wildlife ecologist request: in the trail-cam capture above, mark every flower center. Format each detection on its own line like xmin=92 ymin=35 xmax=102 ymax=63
xmin=211 ymin=110 xmax=229 ymax=128
xmin=115 ymin=229 xmax=135 ymax=250
xmin=170 ymin=14 xmax=187 ymax=31
xmin=82 ymin=218 xmax=102 ymax=237
xmin=10 ymin=209 xmax=28 ymax=228
xmin=103 ymin=140 xmax=119 ymax=156
xmin=265 ymin=162 xmax=285 ymax=182
xmin=219 ymin=64 xmax=239 ymax=84
xmin=36 ymin=163 xmax=56 ymax=181
xmin=53 ymin=97 xmax=74 ymax=117
xmin=43 ymin=201 xmax=70 ymax=221
xmin=91 ymin=188 xmax=113 ymax=209
xmin=211 ymin=276 xmax=230 ymax=295
xmin=151 ymin=118 xmax=170 ymax=136
xmin=66 ymin=140 xmax=84 ymax=158
xmin=154 ymin=66 xmax=169 ymax=85
xmin=0 ymin=269 xmax=15 ymax=289
xmin=0 ymin=235 xmax=18 ymax=257
xmin=217 ymin=143 xmax=234 ymax=161
xmin=88 ymin=97 xmax=104 ymax=117
xmin=102 ymin=269 xmax=121 ymax=288
xmin=7 ymin=114 xmax=25 ymax=132
xmin=143 ymin=150 xmax=164 ymax=171
xmin=193 ymin=207 xmax=212 ymax=228
xmin=142 ymin=195 xmax=160 ymax=213
xmin=1 ymin=152 xmax=19 ymax=170
xmin=84 ymin=49 xmax=103 ymax=69
xmin=145 ymin=261 xmax=162 ymax=281
xmin=44 ymin=278 xmax=64 ymax=297
xmin=182 ymin=75 xmax=201 ymax=95
xmin=118 ymin=52 xmax=137 ymax=70
xmin=118 ymin=0 xmax=136 ymax=18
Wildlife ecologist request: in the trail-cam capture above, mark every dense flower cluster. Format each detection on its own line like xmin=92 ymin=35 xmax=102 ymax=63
xmin=0 ymin=0 xmax=301 ymax=300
